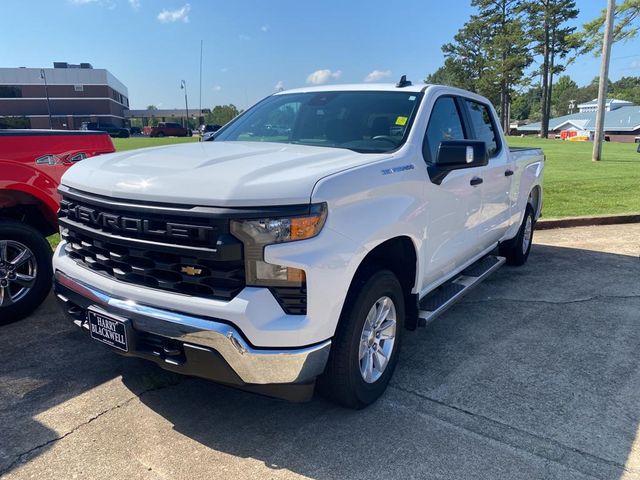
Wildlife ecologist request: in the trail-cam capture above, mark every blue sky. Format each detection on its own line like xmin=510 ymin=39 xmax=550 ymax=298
xmin=2 ymin=0 xmax=639 ymax=110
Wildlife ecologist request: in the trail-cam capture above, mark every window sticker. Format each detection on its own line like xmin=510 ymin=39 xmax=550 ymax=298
xmin=408 ymin=96 xmax=416 ymax=101
xmin=395 ymin=116 xmax=408 ymax=126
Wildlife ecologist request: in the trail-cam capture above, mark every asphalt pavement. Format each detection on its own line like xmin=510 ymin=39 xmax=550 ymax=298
xmin=1 ymin=224 xmax=639 ymax=480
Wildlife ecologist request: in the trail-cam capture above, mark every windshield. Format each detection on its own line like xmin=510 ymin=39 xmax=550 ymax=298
xmin=215 ymin=91 xmax=423 ymax=153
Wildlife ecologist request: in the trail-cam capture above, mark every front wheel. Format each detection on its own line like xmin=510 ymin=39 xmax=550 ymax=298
xmin=499 ymin=203 xmax=535 ymax=266
xmin=319 ymin=269 xmax=404 ymax=409
xmin=0 ymin=221 xmax=53 ymax=324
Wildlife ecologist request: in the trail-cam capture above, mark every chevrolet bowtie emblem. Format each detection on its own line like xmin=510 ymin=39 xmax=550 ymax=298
xmin=181 ymin=266 xmax=203 ymax=276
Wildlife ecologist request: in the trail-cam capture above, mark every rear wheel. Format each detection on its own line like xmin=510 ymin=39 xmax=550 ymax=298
xmin=320 ymin=269 xmax=404 ymax=409
xmin=0 ymin=221 xmax=52 ymax=324
xmin=156 ymin=132 xmax=165 ymax=138
xmin=499 ymin=203 xmax=535 ymax=266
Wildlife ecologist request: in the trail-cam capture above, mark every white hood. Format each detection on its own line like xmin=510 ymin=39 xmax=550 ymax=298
xmin=62 ymin=141 xmax=386 ymax=206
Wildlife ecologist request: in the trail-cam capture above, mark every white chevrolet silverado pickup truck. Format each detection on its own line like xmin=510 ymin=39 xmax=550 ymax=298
xmin=53 ymin=79 xmax=544 ymax=408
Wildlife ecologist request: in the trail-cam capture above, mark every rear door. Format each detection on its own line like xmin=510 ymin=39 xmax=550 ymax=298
xmin=420 ymin=95 xmax=484 ymax=288
xmin=462 ymin=99 xmax=512 ymax=249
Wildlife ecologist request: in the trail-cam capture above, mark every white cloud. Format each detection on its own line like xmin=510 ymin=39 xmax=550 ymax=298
xmin=275 ymin=80 xmax=284 ymax=91
xmin=69 ymin=0 xmax=115 ymax=7
xmin=364 ymin=69 xmax=392 ymax=82
xmin=157 ymin=4 xmax=190 ymax=23
xmin=213 ymin=85 xmax=222 ymax=91
xmin=631 ymin=60 xmax=640 ymax=69
xmin=238 ymin=34 xmax=251 ymax=41
xmin=261 ymin=24 xmax=270 ymax=32
xmin=306 ymin=69 xmax=342 ymax=85
xmin=129 ymin=0 xmax=141 ymax=9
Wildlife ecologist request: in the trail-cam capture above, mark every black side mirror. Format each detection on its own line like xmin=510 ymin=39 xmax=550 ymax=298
xmin=429 ymin=140 xmax=488 ymax=184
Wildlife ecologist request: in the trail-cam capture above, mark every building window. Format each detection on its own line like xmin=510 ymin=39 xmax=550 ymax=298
xmin=0 ymin=86 xmax=22 ymax=98
xmin=74 ymin=85 xmax=84 ymax=92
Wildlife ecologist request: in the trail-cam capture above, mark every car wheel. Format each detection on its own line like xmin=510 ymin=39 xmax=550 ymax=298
xmin=499 ymin=203 xmax=535 ymax=266
xmin=319 ymin=269 xmax=404 ymax=409
xmin=156 ymin=132 xmax=165 ymax=137
xmin=0 ymin=220 xmax=53 ymax=325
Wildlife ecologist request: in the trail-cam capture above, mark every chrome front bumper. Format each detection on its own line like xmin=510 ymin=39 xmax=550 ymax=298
xmin=54 ymin=271 xmax=331 ymax=386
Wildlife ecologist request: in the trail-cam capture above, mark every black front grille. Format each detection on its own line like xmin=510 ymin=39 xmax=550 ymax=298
xmin=59 ymin=191 xmax=245 ymax=301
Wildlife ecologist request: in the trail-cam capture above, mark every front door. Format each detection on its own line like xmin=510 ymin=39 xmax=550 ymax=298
xmin=419 ymin=95 xmax=484 ymax=290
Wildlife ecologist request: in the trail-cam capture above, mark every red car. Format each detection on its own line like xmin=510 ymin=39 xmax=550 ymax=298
xmin=148 ymin=122 xmax=192 ymax=137
xmin=0 ymin=129 xmax=115 ymax=323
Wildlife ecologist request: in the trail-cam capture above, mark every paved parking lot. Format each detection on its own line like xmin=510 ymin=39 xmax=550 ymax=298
xmin=1 ymin=224 xmax=639 ymax=480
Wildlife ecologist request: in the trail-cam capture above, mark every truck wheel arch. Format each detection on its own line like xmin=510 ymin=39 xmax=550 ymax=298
xmin=340 ymin=236 xmax=420 ymax=332
xmin=0 ymin=190 xmax=57 ymax=236
xmin=529 ymin=185 xmax=542 ymax=220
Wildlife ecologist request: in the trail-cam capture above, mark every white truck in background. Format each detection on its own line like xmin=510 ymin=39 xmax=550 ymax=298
xmin=53 ymin=78 xmax=544 ymax=408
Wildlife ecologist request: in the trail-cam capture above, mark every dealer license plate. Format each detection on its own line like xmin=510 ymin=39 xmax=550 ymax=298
xmin=88 ymin=309 xmax=129 ymax=352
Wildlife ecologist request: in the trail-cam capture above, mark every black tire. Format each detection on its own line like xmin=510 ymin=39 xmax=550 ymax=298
xmin=156 ymin=132 xmax=165 ymax=138
xmin=0 ymin=220 xmax=53 ymax=324
xmin=319 ymin=269 xmax=405 ymax=409
xmin=499 ymin=203 xmax=535 ymax=266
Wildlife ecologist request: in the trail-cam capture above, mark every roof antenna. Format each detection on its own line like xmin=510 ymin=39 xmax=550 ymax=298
xmin=396 ymin=75 xmax=412 ymax=88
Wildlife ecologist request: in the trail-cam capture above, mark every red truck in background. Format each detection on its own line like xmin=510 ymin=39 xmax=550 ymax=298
xmin=0 ymin=130 xmax=115 ymax=323
xmin=144 ymin=122 xmax=192 ymax=137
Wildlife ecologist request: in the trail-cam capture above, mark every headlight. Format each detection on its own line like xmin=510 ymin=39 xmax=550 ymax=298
xmin=230 ymin=203 xmax=327 ymax=287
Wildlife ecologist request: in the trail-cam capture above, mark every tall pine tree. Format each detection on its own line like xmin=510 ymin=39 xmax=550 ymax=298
xmin=429 ymin=1 xmax=532 ymax=132
xmin=472 ymin=0 xmax=532 ymax=132
xmin=526 ymin=0 xmax=578 ymax=138
xmin=580 ymin=0 xmax=639 ymax=54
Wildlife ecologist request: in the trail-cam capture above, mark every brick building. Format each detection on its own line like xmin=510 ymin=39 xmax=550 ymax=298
xmin=0 ymin=62 xmax=129 ymax=129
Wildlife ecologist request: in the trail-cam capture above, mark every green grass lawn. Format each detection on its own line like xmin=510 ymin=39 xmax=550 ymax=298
xmin=112 ymin=136 xmax=198 ymax=151
xmin=507 ymin=137 xmax=640 ymax=218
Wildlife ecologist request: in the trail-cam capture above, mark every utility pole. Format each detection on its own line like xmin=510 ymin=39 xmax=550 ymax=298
xmin=40 ymin=69 xmax=52 ymax=129
xmin=199 ymin=39 xmax=203 ymax=127
xmin=592 ymin=0 xmax=616 ymax=162
xmin=181 ymin=80 xmax=189 ymax=131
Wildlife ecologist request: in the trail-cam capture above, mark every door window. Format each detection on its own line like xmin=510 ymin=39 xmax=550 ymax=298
xmin=423 ymin=96 xmax=466 ymax=163
xmin=464 ymin=100 xmax=500 ymax=157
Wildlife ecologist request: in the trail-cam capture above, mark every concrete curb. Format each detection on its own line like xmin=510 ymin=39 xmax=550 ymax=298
xmin=536 ymin=213 xmax=640 ymax=230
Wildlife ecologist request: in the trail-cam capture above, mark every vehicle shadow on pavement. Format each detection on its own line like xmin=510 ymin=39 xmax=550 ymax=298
xmin=0 ymin=295 xmax=168 ymax=476
xmin=2 ymin=243 xmax=639 ymax=479
xmin=124 ymin=244 xmax=640 ymax=480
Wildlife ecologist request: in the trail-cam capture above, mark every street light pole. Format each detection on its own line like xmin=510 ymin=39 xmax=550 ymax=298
xmin=592 ymin=0 xmax=616 ymax=162
xmin=40 ymin=69 xmax=52 ymax=129
xmin=181 ymin=80 xmax=189 ymax=131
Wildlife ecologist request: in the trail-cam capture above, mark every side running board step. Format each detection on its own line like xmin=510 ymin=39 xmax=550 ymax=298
xmin=418 ymin=255 xmax=505 ymax=326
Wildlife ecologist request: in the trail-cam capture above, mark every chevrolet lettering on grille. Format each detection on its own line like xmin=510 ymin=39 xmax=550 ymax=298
xmin=60 ymin=199 xmax=214 ymax=242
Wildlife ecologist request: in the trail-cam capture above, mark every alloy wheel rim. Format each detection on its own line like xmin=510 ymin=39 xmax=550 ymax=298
xmin=522 ymin=215 xmax=533 ymax=255
xmin=359 ymin=296 xmax=397 ymax=383
xmin=0 ymin=240 xmax=37 ymax=307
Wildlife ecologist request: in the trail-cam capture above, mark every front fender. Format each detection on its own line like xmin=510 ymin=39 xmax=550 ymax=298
xmin=0 ymin=161 xmax=61 ymax=225
xmin=265 ymin=159 xmax=425 ymax=342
